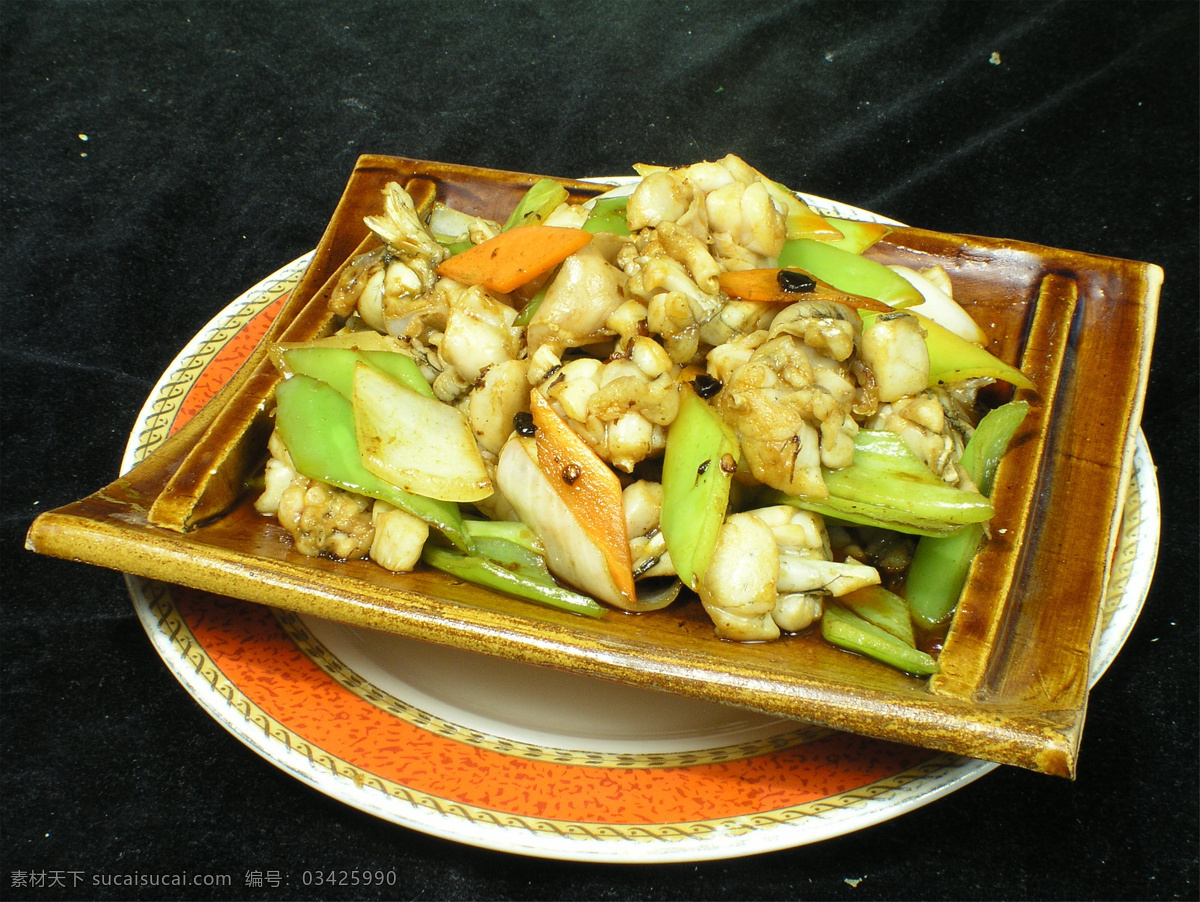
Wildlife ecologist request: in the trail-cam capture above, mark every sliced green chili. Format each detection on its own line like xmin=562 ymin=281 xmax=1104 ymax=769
xmin=822 ymin=217 xmax=892 ymax=254
xmin=660 ymin=384 xmax=740 ymax=589
xmin=906 ymin=401 xmax=1031 ymax=630
xmin=582 ymin=195 xmax=632 ymax=236
xmin=513 ymin=274 xmax=554 ymax=328
xmin=961 ymin=401 xmax=1032 ymax=495
xmin=776 ymin=239 xmax=923 ymax=308
xmin=422 ymin=538 xmax=605 ymax=618
xmin=503 ymin=178 xmax=569 ymax=231
xmin=274 ymin=375 xmax=472 ymax=551
xmin=463 ymin=518 xmax=545 ymax=556
xmin=436 ymin=236 xmax=474 ymax=255
xmin=838 ymin=585 xmax=916 ymax=648
xmin=917 ymin=314 xmax=1035 ymax=390
xmin=282 ymin=346 xmax=434 ymax=400
xmin=778 ymin=431 xmax=993 ymax=535
xmin=822 ymin=604 xmax=939 ymax=675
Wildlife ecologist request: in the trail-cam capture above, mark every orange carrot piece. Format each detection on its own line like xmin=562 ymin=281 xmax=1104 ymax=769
xmin=435 ymin=226 xmax=592 ymax=294
xmin=717 ymin=268 xmax=793 ymax=302
xmin=718 ymin=268 xmax=894 ymax=312
xmin=528 ymin=390 xmax=636 ymax=607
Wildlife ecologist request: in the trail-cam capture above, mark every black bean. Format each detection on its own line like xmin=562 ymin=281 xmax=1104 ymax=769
xmin=778 ymin=270 xmax=817 ymax=293
xmin=513 ymin=411 xmax=536 ymax=437
xmin=691 ymin=373 xmax=723 ymax=398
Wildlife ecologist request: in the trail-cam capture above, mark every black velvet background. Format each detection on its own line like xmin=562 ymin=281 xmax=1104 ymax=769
xmin=3 ymin=2 xmax=1197 ymax=900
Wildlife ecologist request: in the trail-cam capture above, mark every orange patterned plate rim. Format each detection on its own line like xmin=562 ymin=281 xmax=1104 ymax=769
xmin=117 ymin=192 xmax=1160 ymax=862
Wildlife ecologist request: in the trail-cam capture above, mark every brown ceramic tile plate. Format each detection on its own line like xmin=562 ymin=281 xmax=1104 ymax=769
xmin=25 ymin=155 xmax=1161 ymax=776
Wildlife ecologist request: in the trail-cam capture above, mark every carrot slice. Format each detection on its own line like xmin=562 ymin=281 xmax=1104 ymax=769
xmin=718 ymin=268 xmax=895 ymax=312
xmin=528 ymin=390 xmax=636 ymax=607
xmin=435 ymin=225 xmax=592 ymax=294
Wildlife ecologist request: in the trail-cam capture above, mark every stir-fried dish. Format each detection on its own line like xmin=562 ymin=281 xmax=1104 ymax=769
xmin=254 ymin=156 xmax=1033 ymax=675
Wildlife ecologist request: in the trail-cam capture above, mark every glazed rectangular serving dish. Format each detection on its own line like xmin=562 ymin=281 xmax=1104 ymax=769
xmin=26 ymin=155 xmax=1161 ymax=776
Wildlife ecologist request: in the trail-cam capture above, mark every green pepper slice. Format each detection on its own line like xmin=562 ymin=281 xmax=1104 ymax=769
xmin=513 ymin=272 xmax=554 ymax=328
xmin=503 ymin=178 xmax=569 ymax=231
xmin=821 ymin=217 xmax=892 ymax=254
xmin=282 ymin=346 xmax=434 ymax=400
xmin=422 ymin=537 xmax=605 ymax=618
xmin=582 ymin=195 xmax=632 ymax=236
xmin=463 ymin=518 xmax=545 ymax=556
xmin=776 ymin=238 xmax=924 ymax=308
xmin=772 ymin=237 xmax=921 ymax=309
xmin=660 ymin=383 xmax=740 ymax=589
xmin=777 ymin=431 xmax=994 ymax=535
xmin=856 ymin=309 xmax=1035 ymax=392
xmin=916 ymin=313 xmax=1035 ymax=390
xmin=838 ymin=585 xmax=916 ymax=648
xmin=822 ymin=604 xmax=939 ymax=675
xmin=905 ymin=401 xmax=1030 ymax=630
xmin=274 ymin=375 xmax=472 ymax=551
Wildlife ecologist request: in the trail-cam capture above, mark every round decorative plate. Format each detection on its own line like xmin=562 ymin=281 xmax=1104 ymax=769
xmin=121 ymin=200 xmax=1160 ymax=862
